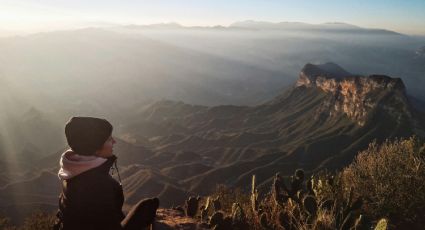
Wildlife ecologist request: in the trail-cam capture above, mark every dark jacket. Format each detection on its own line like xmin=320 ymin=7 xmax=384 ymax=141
xmin=57 ymin=155 xmax=125 ymax=230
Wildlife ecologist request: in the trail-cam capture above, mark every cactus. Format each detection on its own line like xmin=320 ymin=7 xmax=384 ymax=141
xmin=251 ymin=175 xmax=259 ymax=214
xmin=209 ymin=212 xmax=234 ymax=230
xmin=272 ymin=173 xmax=289 ymax=206
xmin=251 ymin=174 xmax=256 ymax=194
xmin=332 ymin=186 xmax=363 ymax=230
xmin=374 ymin=218 xmax=388 ymax=230
xmin=320 ymin=199 xmax=334 ymax=211
xmin=200 ymin=207 xmax=209 ymax=223
xmin=204 ymin=197 xmax=212 ymax=211
xmin=290 ymin=169 xmax=305 ymax=199
xmin=231 ymin=203 xmax=245 ymax=222
xmin=278 ymin=211 xmax=292 ymax=230
xmin=185 ymin=196 xmax=200 ymax=217
xmin=272 ymin=173 xmax=281 ymax=203
xmin=303 ymin=195 xmax=318 ymax=217
xmin=342 ymin=187 xmax=362 ymax=215
xmin=307 ymin=177 xmax=316 ymax=196
xmin=259 ymin=212 xmax=269 ymax=229
xmin=209 ymin=211 xmax=224 ymax=228
xmin=221 ymin=216 xmax=233 ymax=230
xmin=231 ymin=203 xmax=249 ymax=230
xmin=192 ymin=169 xmax=388 ymax=230
xmin=352 ymin=214 xmax=366 ymax=230
xmin=295 ymin=169 xmax=305 ymax=181
xmin=213 ymin=196 xmax=221 ymax=212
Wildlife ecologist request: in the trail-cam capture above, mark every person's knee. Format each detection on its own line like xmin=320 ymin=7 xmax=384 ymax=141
xmin=123 ymin=197 xmax=160 ymax=228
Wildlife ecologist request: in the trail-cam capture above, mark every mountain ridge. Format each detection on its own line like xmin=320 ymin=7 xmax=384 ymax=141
xmin=1 ymin=62 xmax=424 ymax=225
xmin=297 ymin=62 xmax=408 ymax=125
xmin=114 ymin=62 xmax=422 ymax=195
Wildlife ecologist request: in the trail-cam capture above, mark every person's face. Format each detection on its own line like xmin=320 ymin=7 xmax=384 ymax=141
xmin=95 ymin=136 xmax=116 ymax=158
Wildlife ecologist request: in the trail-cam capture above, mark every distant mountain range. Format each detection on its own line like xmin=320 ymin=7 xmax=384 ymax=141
xmin=229 ymin=21 xmax=402 ymax=35
xmin=123 ymin=21 xmax=402 ymax=35
xmin=1 ymin=63 xmax=423 ymax=224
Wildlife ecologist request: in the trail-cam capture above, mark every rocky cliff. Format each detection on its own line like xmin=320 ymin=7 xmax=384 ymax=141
xmin=297 ymin=63 xmax=408 ymax=126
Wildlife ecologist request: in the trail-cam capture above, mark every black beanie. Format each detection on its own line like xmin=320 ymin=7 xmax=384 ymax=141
xmin=65 ymin=117 xmax=113 ymax=156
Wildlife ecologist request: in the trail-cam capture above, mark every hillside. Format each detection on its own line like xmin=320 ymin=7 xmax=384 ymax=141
xmin=1 ymin=63 xmax=424 ymax=225
xmin=120 ymin=62 xmax=423 ymax=193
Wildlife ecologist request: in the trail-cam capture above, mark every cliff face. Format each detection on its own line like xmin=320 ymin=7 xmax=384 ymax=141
xmin=297 ymin=63 xmax=408 ymax=126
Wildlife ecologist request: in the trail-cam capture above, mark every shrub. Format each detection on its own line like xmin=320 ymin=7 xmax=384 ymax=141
xmin=212 ymin=184 xmax=251 ymax=215
xmin=343 ymin=137 xmax=425 ymax=228
xmin=0 ymin=211 xmax=56 ymax=230
xmin=20 ymin=211 xmax=57 ymax=230
xmin=199 ymin=137 xmax=425 ymax=229
xmin=0 ymin=215 xmax=17 ymax=230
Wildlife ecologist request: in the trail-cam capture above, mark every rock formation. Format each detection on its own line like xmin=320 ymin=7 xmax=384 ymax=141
xmin=297 ymin=63 xmax=408 ymax=126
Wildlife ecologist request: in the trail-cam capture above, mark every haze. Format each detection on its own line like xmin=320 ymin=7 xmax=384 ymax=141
xmin=1 ymin=0 xmax=425 ymax=36
xmin=1 ymin=1 xmax=425 ymax=225
xmin=1 ymin=0 xmax=425 ymax=188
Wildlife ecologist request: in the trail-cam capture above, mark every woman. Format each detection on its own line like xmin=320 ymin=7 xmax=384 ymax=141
xmin=55 ymin=117 xmax=158 ymax=230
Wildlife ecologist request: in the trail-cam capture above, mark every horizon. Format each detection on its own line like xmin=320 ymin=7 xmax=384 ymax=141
xmin=1 ymin=0 xmax=425 ymax=36
xmin=0 ymin=20 xmax=411 ymax=37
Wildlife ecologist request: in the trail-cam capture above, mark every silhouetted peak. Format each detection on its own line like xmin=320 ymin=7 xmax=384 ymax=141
xmin=301 ymin=62 xmax=351 ymax=80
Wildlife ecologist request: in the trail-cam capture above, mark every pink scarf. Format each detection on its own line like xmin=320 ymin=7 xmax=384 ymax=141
xmin=58 ymin=149 xmax=107 ymax=180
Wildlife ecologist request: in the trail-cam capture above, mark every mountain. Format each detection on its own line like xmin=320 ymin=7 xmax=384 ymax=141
xmin=112 ymin=22 xmax=425 ymax=100
xmin=2 ymin=22 xmax=425 ymax=118
xmin=1 ymin=63 xmax=424 ymax=224
xmin=229 ymin=21 xmax=402 ymax=35
xmin=0 ymin=28 xmax=287 ymax=110
xmin=125 ymin=23 xmax=183 ymax=30
xmin=116 ymin=62 xmax=423 ymax=195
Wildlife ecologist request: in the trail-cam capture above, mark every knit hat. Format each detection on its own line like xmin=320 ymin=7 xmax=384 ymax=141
xmin=65 ymin=117 xmax=113 ymax=156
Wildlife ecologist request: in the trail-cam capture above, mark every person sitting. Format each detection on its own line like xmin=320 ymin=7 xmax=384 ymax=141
xmin=54 ymin=116 xmax=159 ymax=230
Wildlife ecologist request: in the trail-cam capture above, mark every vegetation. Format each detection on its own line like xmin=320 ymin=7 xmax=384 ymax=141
xmin=2 ymin=137 xmax=424 ymax=229
xmin=343 ymin=137 xmax=425 ymax=228
xmin=195 ymin=137 xmax=425 ymax=229
xmin=0 ymin=211 xmax=56 ymax=230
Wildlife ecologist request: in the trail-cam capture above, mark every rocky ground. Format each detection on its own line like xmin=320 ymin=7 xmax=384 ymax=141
xmin=154 ymin=209 xmax=208 ymax=230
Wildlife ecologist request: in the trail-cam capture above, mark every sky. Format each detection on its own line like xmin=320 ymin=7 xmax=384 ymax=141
xmin=1 ymin=0 xmax=425 ymax=35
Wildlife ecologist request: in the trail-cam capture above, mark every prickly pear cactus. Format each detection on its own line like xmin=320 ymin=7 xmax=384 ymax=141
xmin=374 ymin=218 xmax=388 ymax=230
xmin=259 ymin=212 xmax=269 ymax=229
xmin=303 ymin=195 xmax=318 ymax=216
xmin=278 ymin=211 xmax=292 ymax=230
xmin=209 ymin=211 xmax=224 ymax=228
xmin=272 ymin=173 xmax=288 ymax=205
xmin=213 ymin=196 xmax=221 ymax=211
xmin=290 ymin=169 xmax=305 ymax=198
xmin=185 ymin=196 xmax=199 ymax=217
xmin=307 ymin=177 xmax=316 ymax=196
xmin=220 ymin=216 xmax=233 ymax=230
xmin=320 ymin=199 xmax=334 ymax=212
xmin=295 ymin=169 xmax=305 ymax=181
